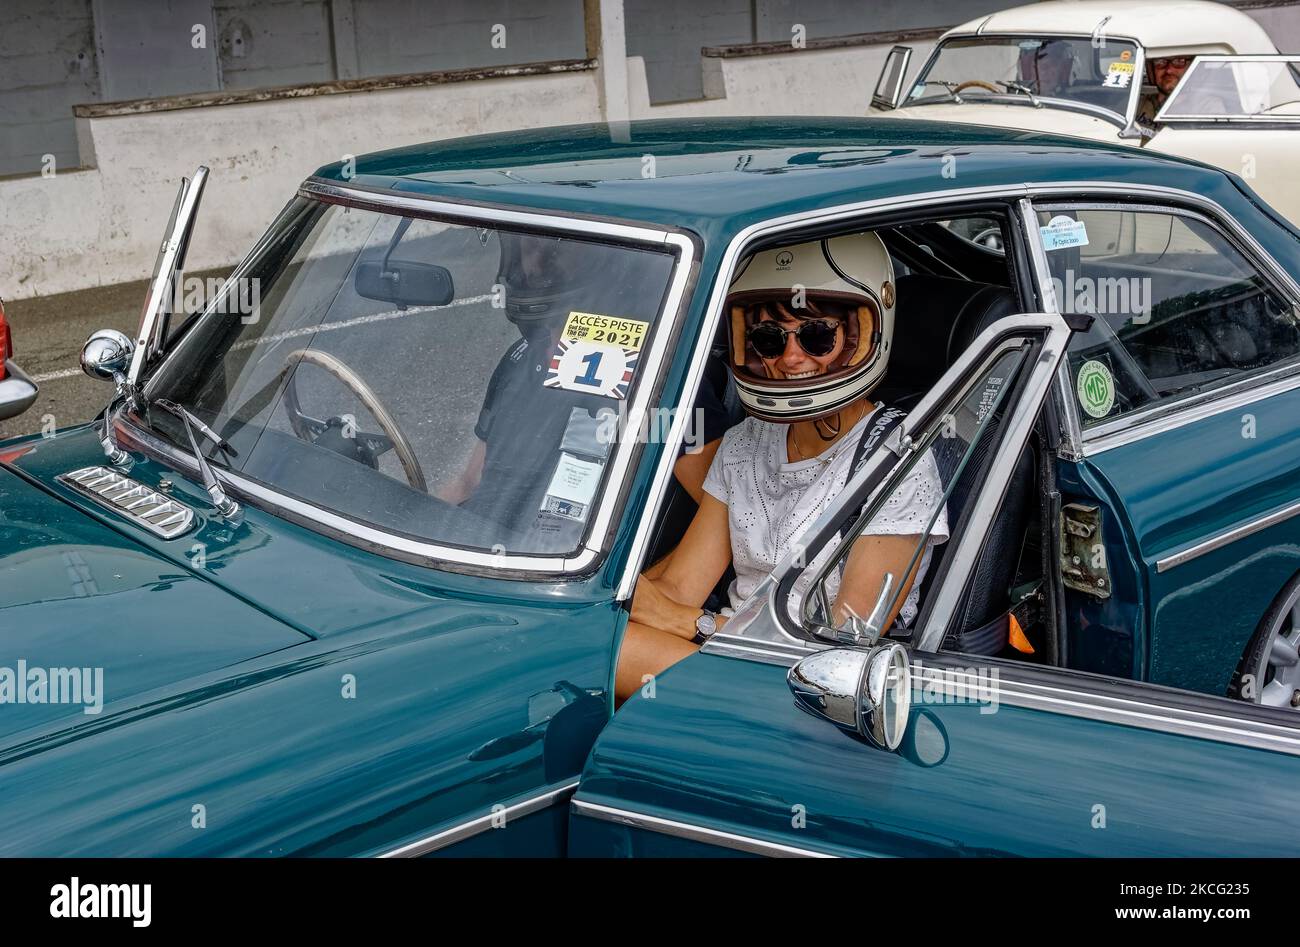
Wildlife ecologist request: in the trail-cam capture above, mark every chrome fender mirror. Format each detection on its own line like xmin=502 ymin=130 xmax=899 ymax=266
xmin=788 ymin=642 xmax=912 ymax=751
xmin=81 ymin=329 xmax=134 ymax=387
xmin=80 ymin=329 xmax=136 ymax=465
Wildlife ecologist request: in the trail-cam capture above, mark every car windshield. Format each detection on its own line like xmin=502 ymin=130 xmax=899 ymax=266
xmin=907 ymin=35 xmax=1139 ymax=118
xmin=141 ymin=198 xmax=678 ymax=558
xmin=1160 ymin=56 xmax=1300 ymax=119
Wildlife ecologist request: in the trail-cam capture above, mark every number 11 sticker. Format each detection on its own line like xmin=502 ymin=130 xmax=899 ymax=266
xmin=544 ymin=339 xmax=639 ymax=400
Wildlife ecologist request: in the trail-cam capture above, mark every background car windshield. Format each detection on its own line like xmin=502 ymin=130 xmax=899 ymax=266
xmin=908 ymin=36 xmax=1139 ymax=116
xmin=144 ymin=199 xmax=677 ymax=557
xmin=1160 ymin=57 xmax=1300 ymax=118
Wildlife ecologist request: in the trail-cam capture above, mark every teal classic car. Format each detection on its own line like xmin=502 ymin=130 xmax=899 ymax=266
xmin=3 ymin=117 xmax=1300 ymax=857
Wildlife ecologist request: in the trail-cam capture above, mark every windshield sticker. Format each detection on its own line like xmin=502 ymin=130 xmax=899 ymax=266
xmin=540 ymin=451 xmax=603 ymax=521
xmin=545 ymin=338 xmax=638 ymax=400
xmin=1076 ymin=360 xmax=1116 ymax=418
xmin=1040 ymin=215 xmax=1090 ymax=251
xmin=1018 ymin=39 xmax=1040 ymax=51
xmin=562 ymin=312 xmax=648 ymax=350
xmin=1103 ymin=61 xmax=1134 ymax=89
xmin=561 ymin=405 xmax=617 ymax=460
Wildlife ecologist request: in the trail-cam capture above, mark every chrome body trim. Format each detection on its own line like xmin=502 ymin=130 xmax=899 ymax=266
xmin=1016 ymin=197 xmax=1084 ymax=461
xmin=56 ymin=466 xmax=195 ymax=539
xmin=1156 ymin=497 xmax=1300 ymax=572
xmin=136 ymin=180 xmax=696 ymax=578
xmin=377 ymin=780 xmax=578 ymax=857
xmin=702 ymin=645 xmax=1300 ymax=757
xmin=569 ymin=799 xmax=840 ymax=858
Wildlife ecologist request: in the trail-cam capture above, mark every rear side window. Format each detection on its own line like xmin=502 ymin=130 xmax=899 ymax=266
xmin=1035 ymin=206 xmax=1300 ymax=427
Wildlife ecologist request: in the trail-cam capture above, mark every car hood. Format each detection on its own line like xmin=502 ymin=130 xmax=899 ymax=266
xmin=0 ymin=448 xmax=310 ymax=743
xmin=888 ymin=102 xmax=1126 ymax=145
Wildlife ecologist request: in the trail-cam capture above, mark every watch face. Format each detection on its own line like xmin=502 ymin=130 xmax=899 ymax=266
xmin=696 ymin=611 xmax=716 ymax=636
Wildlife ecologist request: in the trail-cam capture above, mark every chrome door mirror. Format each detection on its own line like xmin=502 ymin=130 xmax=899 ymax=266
xmin=80 ymin=329 xmax=135 ymax=387
xmin=871 ymin=45 xmax=913 ymax=110
xmin=788 ymin=641 xmax=912 ymax=751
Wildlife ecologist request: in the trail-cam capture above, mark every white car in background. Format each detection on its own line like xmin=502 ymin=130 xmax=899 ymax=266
xmin=871 ymin=0 xmax=1300 ymax=225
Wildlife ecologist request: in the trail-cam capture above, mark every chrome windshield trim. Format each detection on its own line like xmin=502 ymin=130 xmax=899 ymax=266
xmin=570 ymin=799 xmax=841 ymax=858
xmin=299 ymin=177 xmax=681 ymax=246
xmin=137 ymin=181 xmax=697 ymax=579
xmin=115 ymin=414 xmax=598 ymax=574
xmin=1157 ymin=497 xmax=1300 ymax=572
xmin=1019 ymin=187 xmax=1300 ymax=458
xmin=377 ymin=780 xmax=578 ymax=857
xmin=615 ymin=182 xmax=1037 ymax=599
xmin=907 ymin=31 xmax=1143 ymax=127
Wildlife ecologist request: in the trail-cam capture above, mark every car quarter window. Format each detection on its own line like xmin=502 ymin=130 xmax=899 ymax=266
xmin=790 ymin=336 xmax=1037 ymax=646
xmin=1035 ymin=205 xmax=1300 ymax=429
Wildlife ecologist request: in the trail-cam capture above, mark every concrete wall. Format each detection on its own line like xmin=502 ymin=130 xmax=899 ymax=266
xmin=0 ymin=68 xmax=599 ymax=298
xmin=1247 ymin=3 xmax=1300 ymax=49
xmin=626 ymin=38 xmax=937 ymax=118
xmin=0 ymin=0 xmax=99 ymax=176
xmin=625 ymin=0 xmax=752 ymax=103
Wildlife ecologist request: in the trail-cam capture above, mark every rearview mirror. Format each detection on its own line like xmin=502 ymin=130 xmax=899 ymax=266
xmin=355 ymin=260 xmax=455 ymax=308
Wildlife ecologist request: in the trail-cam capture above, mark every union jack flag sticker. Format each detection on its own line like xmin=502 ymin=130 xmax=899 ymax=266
xmin=544 ymin=339 xmax=639 ymax=400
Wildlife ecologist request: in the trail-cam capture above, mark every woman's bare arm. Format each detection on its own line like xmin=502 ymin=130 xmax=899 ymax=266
xmin=630 ymin=493 xmax=732 ymax=639
xmin=832 ymin=533 xmax=927 ymax=631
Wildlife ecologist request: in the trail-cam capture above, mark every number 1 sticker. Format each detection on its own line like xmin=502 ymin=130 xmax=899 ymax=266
xmin=544 ymin=339 xmax=639 ymax=400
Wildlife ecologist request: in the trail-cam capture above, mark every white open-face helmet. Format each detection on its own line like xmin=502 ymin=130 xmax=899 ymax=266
xmin=725 ymin=232 xmax=894 ymax=423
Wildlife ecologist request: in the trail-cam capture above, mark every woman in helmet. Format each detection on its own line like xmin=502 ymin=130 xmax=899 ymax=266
xmin=617 ymin=232 xmax=948 ymax=702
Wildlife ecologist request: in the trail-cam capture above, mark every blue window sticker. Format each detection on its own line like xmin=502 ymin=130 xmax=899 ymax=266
xmin=1040 ymin=215 xmax=1090 ymax=251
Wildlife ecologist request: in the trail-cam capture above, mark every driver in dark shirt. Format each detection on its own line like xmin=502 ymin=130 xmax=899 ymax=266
xmin=436 ymin=232 xmax=734 ymax=551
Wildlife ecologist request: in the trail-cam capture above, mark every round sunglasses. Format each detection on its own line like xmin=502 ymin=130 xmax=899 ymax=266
xmin=747 ymin=318 xmax=841 ymax=359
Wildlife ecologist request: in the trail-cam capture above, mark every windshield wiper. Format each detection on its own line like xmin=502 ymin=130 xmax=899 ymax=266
xmin=998 ymin=80 xmax=1042 ymax=107
xmin=153 ymin=399 xmax=240 ymax=518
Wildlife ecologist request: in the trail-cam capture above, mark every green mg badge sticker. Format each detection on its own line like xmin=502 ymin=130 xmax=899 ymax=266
xmin=1076 ymin=359 xmax=1115 ymax=418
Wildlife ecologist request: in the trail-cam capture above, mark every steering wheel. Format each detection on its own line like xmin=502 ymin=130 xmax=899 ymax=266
xmin=280 ymin=348 xmax=428 ymax=492
xmin=954 ymin=80 xmax=1001 ymax=94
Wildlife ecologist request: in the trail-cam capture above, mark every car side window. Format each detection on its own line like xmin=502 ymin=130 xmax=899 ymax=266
xmin=1035 ymin=206 xmax=1300 ymax=428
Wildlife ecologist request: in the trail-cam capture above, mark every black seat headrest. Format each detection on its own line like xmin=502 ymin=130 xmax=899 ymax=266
xmin=945 ymin=284 xmax=1020 ymax=364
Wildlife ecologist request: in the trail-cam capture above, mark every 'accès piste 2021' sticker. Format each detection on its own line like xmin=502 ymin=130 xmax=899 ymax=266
xmin=544 ymin=312 xmax=649 ymax=400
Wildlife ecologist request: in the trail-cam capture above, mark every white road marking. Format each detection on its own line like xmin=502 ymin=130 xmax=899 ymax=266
xmin=26 ymin=293 xmax=495 ymax=386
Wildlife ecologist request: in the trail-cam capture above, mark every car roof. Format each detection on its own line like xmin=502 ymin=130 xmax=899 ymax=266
xmin=312 ymin=116 xmax=1240 ymax=245
xmin=947 ymin=0 xmax=1276 ymax=56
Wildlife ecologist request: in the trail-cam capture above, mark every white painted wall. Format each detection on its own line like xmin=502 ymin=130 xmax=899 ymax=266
xmin=628 ymin=41 xmax=936 ymax=118
xmin=0 ymin=70 xmax=600 ymax=299
xmin=1 ymin=35 xmax=926 ymax=301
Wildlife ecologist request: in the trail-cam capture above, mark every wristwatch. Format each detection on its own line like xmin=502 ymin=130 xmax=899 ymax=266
xmin=693 ymin=609 xmax=719 ymax=644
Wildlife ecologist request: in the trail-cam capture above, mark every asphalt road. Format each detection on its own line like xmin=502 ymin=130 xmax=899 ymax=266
xmin=0 ymin=269 xmax=230 ymax=442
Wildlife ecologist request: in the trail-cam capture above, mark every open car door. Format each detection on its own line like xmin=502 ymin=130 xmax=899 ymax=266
xmin=1148 ymin=55 xmax=1300 ymax=226
xmin=569 ymin=308 xmax=1300 ymax=856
